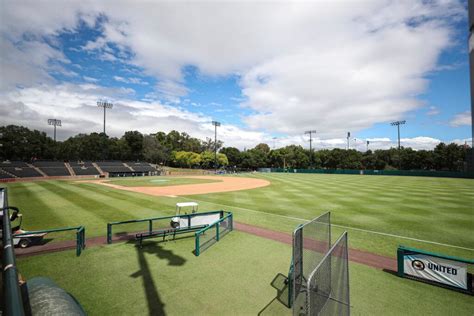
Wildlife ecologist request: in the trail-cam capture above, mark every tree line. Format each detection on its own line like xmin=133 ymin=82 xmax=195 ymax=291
xmin=0 ymin=125 xmax=470 ymax=171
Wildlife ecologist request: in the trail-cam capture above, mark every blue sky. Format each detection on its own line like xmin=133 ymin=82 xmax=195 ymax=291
xmin=0 ymin=0 xmax=472 ymax=150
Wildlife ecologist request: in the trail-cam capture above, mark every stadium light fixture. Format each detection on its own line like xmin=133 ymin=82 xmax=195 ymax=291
xmin=305 ymin=130 xmax=317 ymax=167
xmin=390 ymin=120 xmax=406 ymax=150
xmin=97 ymin=101 xmax=113 ymax=136
xmin=47 ymin=119 xmax=62 ymax=142
xmin=212 ymin=121 xmax=221 ymax=172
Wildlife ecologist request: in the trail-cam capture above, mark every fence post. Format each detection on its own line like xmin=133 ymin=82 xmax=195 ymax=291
xmin=82 ymin=227 xmax=86 ymax=248
xmin=216 ymin=222 xmax=220 ymax=241
xmin=230 ymin=213 xmax=233 ymax=231
xmin=76 ymin=229 xmax=81 ymax=257
xmin=149 ymin=220 xmax=153 ymax=234
xmin=107 ymin=223 xmax=112 ymax=244
xmin=195 ymin=233 xmax=200 ymax=256
xmin=397 ymin=247 xmax=405 ymax=277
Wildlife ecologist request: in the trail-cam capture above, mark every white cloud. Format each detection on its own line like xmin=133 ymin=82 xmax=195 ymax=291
xmin=449 ymin=111 xmax=472 ymax=127
xmin=83 ymin=76 xmax=99 ymax=83
xmin=113 ymin=76 xmax=148 ymax=85
xmin=0 ymin=0 xmax=467 ymax=144
xmin=427 ymin=106 xmax=440 ymax=116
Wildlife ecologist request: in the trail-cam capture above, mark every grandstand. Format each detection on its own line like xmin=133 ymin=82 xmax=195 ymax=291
xmin=69 ymin=161 xmax=101 ymax=176
xmin=97 ymin=161 xmax=159 ymax=177
xmin=0 ymin=161 xmax=43 ymax=178
xmin=0 ymin=161 xmax=160 ymax=180
xmin=32 ymin=161 xmax=70 ymax=176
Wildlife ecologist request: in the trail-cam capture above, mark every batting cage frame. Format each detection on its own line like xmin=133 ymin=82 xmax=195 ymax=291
xmin=290 ymin=212 xmax=350 ymax=316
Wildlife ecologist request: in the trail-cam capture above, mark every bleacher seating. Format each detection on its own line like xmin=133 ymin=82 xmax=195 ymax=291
xmin=1 ymin=167 xmax=42 ymax=178
xmin=0 ymin=160 xmax=159 ymax=178
xmin=127 ymin=162 xmax=158 ymax=173
xmin=0 ymin=161 xmax=29 ymax=167
xmin=32 ymin=161 xmax=70 ymax=176
xmin=97 ymin=161 xmax=132 ymax=173
xmin=0 ymin=172 xmax=14 ymax=179
xmin=69 ymin=161 xmax=100 ymax=175
xmin=40 ymin=168 xmax=70 ymax=176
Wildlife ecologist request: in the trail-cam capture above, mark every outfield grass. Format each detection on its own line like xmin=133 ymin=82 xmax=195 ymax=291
xmin=106 ymin=176 xmax=219 ymax=187
xmin=4 ymin=173 xmax=474 ymax=315
xmin=17 ymin=231 xmax=474 ymax=315
xmin=6 ymin=173 xmax=472 ymax=260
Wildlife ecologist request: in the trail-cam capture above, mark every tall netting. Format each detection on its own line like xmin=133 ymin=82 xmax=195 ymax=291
xmin=292 ymin=212 xmax=331 ymax=315
xmin=307 ymin=232 xmax=349 ymax=316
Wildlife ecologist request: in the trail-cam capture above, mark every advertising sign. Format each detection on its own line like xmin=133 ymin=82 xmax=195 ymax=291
xmin=403 ymin=254 xmax=468 ymax=290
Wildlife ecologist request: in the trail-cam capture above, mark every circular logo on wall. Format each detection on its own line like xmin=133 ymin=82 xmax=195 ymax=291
xmin=412 ymin=260 xmax=425 ymax=270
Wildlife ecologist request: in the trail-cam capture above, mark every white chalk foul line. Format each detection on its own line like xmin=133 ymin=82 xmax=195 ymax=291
xmin=187 ymin=197 xmax=474 ymax=252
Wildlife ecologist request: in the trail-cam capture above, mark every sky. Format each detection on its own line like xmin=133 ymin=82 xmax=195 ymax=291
xmin=0 ymin=0 xmax=472 ymax=151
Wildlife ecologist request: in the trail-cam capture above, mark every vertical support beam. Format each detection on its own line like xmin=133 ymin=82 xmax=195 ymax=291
xmin=148 ymin=220 xmax=153 ymax=234
xmin=76 ymin=229 xmax=81 ymax=257
xmin=82 ymin=227 xmax=86 ymax=248
xmin=107 ymin=223 xmax=112 ymax=244
xmin=216 ymin=222 xmax=220 ymax=241
xmin=195 ymin=233 xmax=200 ymax=256
xmin=469 ymin=0 xmax=474 ymax=170
xmin=397 ymin=247 xmax=405 ymax=277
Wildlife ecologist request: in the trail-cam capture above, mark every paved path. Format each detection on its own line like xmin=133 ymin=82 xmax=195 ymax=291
xmin=234 ymin=222 xmax=397 ymax=270
xmin=16 ymin=221 xmax=396 ymax=271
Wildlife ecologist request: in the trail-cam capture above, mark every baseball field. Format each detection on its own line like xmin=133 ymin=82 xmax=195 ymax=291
xmin=4 ymin=173 xmax=474 ymax=315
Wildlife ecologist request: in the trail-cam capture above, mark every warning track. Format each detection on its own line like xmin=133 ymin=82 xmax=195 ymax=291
xmin=80 ymin=175 xmax=270 ymax=196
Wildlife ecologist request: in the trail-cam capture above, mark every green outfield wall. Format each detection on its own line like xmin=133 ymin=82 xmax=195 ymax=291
xmin=266 ymin=168 xmax=474 ymax=179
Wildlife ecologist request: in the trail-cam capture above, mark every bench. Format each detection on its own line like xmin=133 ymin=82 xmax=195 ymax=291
xmin=135 ymin=225 xmax=207 ymax=248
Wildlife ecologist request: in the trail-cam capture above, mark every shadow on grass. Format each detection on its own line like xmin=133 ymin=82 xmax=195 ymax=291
xmin=129 ymin=240 xmax=187 ymax=315
xmin=258 ymin=273 xmax=291 ymax=315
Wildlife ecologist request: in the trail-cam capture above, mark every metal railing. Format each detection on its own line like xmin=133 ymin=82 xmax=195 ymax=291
xmin=107 ymin=210 xmax=226 ymax=244
xmin=14 ymin=226 xmax=86 ymax=257
xmin=194 ymin=212 xmax=233 ymax=256
xmin=1 ymin=188 xmax=26 ymax=316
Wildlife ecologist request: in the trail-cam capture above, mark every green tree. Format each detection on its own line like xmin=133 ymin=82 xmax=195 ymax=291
xmin=220 ymin=147 xmax=241 ymax=167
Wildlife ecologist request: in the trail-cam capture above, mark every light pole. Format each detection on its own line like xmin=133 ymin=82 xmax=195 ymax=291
xmin=97 ymin=101 xmax=113 ymax=135
xmin=391 ymin=120 xmax=406 ymax=169
xmin=390 ymin=120 xmax=406 ymax=150
xmin=347 ymin=132 xmax=351 ymax=150
xmin=212 ymin=121 xmax=221 ymax=172
xmin=47 ymin=119 xmax=62 ymax=142
xmin=305 ymin=130 xmax=316 ymax=168
xmin=468 ymin=0 xmax=474 ymax=170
